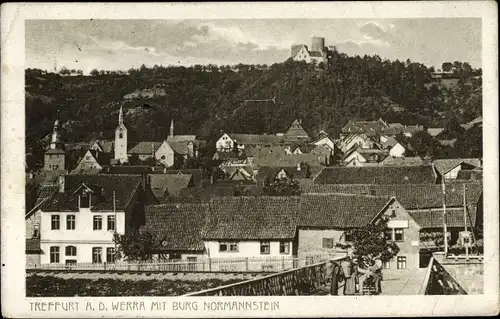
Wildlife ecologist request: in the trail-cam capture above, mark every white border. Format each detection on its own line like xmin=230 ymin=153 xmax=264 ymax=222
xmin=1 ymin=1 xmax=498 ymax=318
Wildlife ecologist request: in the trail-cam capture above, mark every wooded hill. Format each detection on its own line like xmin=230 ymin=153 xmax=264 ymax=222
xmin=26 ymin=51 xmax=482 ymax=151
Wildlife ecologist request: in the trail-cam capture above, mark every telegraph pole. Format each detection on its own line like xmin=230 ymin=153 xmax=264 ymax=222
xmin=463 ymin=184 xmax=469 ymax=258
xmin=442 ymin=179 xmax=448 ymax=255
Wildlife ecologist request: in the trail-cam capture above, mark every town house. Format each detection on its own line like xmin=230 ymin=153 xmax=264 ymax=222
xmin=36 ymin=175 xmax=146 ymax=264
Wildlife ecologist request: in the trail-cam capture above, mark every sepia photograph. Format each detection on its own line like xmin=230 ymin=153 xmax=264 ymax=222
xmin=1 ymin=2 xmax=499 ymax=318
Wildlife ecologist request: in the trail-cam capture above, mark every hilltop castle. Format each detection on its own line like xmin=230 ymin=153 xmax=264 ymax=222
xmin=290 ymin=37 xmax=336 ymax=65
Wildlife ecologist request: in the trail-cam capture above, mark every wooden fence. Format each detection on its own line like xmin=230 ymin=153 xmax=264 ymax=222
xmin=27 ymin=255 xmax=330 ymax=273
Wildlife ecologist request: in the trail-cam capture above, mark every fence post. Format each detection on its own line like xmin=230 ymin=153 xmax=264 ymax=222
xmin=208 ymin=257 xmax=212 ymax=272
xmin=281 ymin=256 xmax=285 ymax=271
xmin=245 ymin=257 xmax=249 ymax=272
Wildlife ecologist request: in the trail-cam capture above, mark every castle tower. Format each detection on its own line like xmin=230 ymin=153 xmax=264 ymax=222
xmin=44 ymin=119 xmax=66 ymax=171
xmin=311 ymin=37 xmax=325 ymax=52
xmin=114 ymin=105 xmax=128 ymax=163
xmin=170 ymin=118 xmax=174 ymax=137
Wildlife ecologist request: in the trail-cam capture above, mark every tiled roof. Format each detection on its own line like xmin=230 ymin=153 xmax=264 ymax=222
xmin=203 ymin=197 xmax=300 ymax=240
xmin=41 ymin=175 xmax=142 ymax=212
xmin=381 ymin=137 xmax=399 ymax=149
xmin=456 ymin=170 xmax=482 ymax=181
xmin=128 ymin=141 xmax=163 ymax=154
xmin=314 ymin=165 xmax=437 ymax=184
xmin=213 ymin=151 xmax=237 ymax=160
xmin=179 ymin=185 xmax=236 ymax=202
xmin=307 ymin=183 xmax=483 ymax=209
xmin=142 ymin=203 xmax=208 ymax=251
xmin=103 ymin=165 xmax=160 ymax=175
xmin=380 ymin=156 xmax=427 ymax=166
xmin=253 ymin=152 xmax=321 ymax=167
xmin=90 ymin=139 xmax=114 ymax=153
xmin=45 ymin=148 xmax=65 ymax=154
xmin=285 ymin=120 xmax=310 ymax=138
xmin=169 ymin=141 xmax=190 ymax=155
xmin=70 ymin=168 xmax=102 ymax=175
xmin=88 ymin=149 xmax=112 ymax=166
xmin=149 ymin=174 xmax=193 ymax=198
xmin=162 ymin=169 xmax=204 ymax=188
xmin=433 ymin=158 xmax=481 ymax=175
xmin=298 ymin=193 xmax=392 ymax=228
xmin=341 ymin=119 xmax=388 ymax=134
xmin=409 ymin=207 xmax=477 ymax=228
xmin=343 ymin=148 xmax=388 ymax=162
xmin=202 ymin=194 xmax=392 ymax=240
xmin=167 ymin=135 xmax=196 ymax=142
xmin=256 ymin=166 xmax=309 ymax=182
xmin=291 ymin=44 xmax=306 ymax=57
xmin=227 ymin=133 xmax=287 ymax=145
xmin=26 ymin=238 xmax=42 ymax=252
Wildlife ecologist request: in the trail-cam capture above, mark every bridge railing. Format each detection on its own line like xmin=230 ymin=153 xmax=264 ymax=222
xmin=184 ymin=255 xmax=349 ymax=296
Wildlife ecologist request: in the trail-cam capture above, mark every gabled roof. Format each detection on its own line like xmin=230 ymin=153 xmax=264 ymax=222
xmin=149 ymin=174 xmax=193 ymax=198
xmin=168 ymin=141 xmax=190 ymax=155
xmin=381 ymin=137 xmax=399 ymax=149
xmin=307 ymin=183 xmax=483 ymax=210
xmin=409 ymin=206 xmax=477 ymax=229
xmin=343 ymin=147 xmax=388 ymax=162
xmin=203 ymin=197 xmax=300 ymax=240
xmin=314 ymin=165 xmax=437 ymax=184
xmin=341 ymin=119 xmax=388 ymax=134
xmin=90 ymin=139 xmax=114 ymax=153
xmin=298 ymin=193 xmax=392 ymax=228
xmin=256 ymin=166 xmax=308 ymax=182
xmin=433 ymin=158 xmax=481 ymax=175
xmin=87 ymin=149 xmax=111 ymax=166
xmin=162 ymin=169 xmax=204 ymax=188
xmin=142 ymin=203 xmax=208 ymax=251
xmin=291 ymin=44 xmax=307 ymax=57
xmin=427 ymin=128 xmax=444 ymax=137
xmin=253 ymin=152 xmax=321 ymax=167
xmin=41 ymin=175 xmax=143 ymax=212
xmin=380 ymin=156 xmax=427 ymax=167
xmin=128 ymin=141 xmax=164 ymax=154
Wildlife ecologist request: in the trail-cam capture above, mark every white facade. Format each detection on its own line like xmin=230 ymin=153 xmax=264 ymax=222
xmin=293 ymin=46 xmax=312 ymax=63
xmin=343 ymin=150 xmax=366 ymax=166
xmin=74 ymin=150 xmax=102 ymax=171
xmin=389 ymin=143 xmax=406 ymax=157
xmin=40 ymin=208 xmax=126 ymax=264
xmin=204 ymin=240 xmax=293 ymax=258
xmin=155 ymin=141 xmax=175 ymax=167
xmin=216 ymin=133 xmax=235 ymax=151
xmin=444 ymin=165 xmax=462 ymax=180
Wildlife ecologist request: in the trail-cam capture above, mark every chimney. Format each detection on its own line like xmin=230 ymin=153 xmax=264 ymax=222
xmin=58 ymin=175 xmax=65 ymax=193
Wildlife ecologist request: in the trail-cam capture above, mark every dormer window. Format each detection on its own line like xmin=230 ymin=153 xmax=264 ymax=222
xmin=79 ymin=193 xmax=91 ymax=208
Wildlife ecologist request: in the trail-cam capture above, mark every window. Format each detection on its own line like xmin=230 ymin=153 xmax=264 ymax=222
xmin=395 ymin=229 xmax=404 ymax=242
xmin=280 ymin=241 xmax=290 ymax=254
xmin=33 ymin=223 xmax=40 ymax=238
xmin=383 ymin=261 xmax=391 ymax=269
xmin=106 ymin=247 xmax=115 ymax=263
xmin=119 ymin=133 xmax=123 ymax=138
xmin=385 ymin=229 xmax=393 ymax=241
xmin=322 ymin=238 xmax=334 ymax=249
xmin=107 ymin=215 xmax=115 ymax=231
xmin=93 ymin=216 xmax=102 ymax=230
xmin=50 ymin=246 xmax=60 ymax=263
xmin=51 ymin=215 xmax=60 ymax=230
xmin=344 ymin=231 xmax=352 ymax=242
xmin=66 ymin=215 xmax=75 ymax=230
xmin=397 ymin=256 xmax=407 ymax=269
xmin=260 ymin=241 xmax=270 ymax=255
xmin=219 ymin=242 xmax=238 ymax=252
xmin=65 ymin=259 xmax=77 ymax=265
xmin=86 ymin=156 xmax=91 ymax=160
xmin=65 ymin=246 xmax=77 ymax=256
xmin=92 ymin=247 xmax=102 ymax=263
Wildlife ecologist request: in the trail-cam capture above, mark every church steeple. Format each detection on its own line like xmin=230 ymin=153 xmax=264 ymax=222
xmin=50 ymin=119 xmax=64 ymax=150
xmin=114 ymin=105 xmax=128 ymax=163
xmin=170 ymin=118 xmax=174 ymax=137
xmin=119 ymin=105 xmax=124 ymax=126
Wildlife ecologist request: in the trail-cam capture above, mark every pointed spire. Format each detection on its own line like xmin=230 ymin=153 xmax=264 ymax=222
xmin=170 ymin=118 xmax=174 ymax=137
xmin=119 ymin=105 xmax=124 ymax=126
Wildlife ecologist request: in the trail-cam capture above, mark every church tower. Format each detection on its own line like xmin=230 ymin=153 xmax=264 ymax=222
xmin=43 ymin=119 xmax=66 ymax=171
xmin=114 ymin=106 xmax=128 ymax=163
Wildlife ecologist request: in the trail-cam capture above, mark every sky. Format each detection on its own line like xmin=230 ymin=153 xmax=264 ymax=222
xmin=25 ymin=18 xmax=481 ymax=74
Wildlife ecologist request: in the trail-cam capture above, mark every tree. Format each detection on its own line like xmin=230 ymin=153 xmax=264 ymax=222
xmin=113 ymin=229 xmax=160 ymax=262
xmin=407 ymin=131 xmax=442 ymax=158
xmin=128 ymin=153 xmax=141 ymax=165
xmin=90 ymin=69 xmax=99 ymax=76
xmin=442 ymin=62 xmax=453 ymax=72
xmin=263 ymin=176 xmax=301 ymax=196
xmin=337 ymin=216 xmax=400 ymax=264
